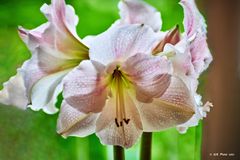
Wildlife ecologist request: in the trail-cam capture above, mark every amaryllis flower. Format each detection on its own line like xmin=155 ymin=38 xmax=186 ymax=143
xmin=57 ymin=24 xmax=195 ymax=148
xmin=153 ymin=0 xmax=213 ymax=133
xmin=117 ymin=0 xmax=213 ymax=133
xmin=0 ymin=0 xmax=89 ymax=114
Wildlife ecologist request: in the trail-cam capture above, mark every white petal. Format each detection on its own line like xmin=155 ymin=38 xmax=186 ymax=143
xmin=20 ymin=55 xmax=47 ymax=96
xmin=63 ymin=60 xmax=108 ymax=113
xmin=18 ymin=23 xmax=49 ymax=50
xmin=164 ymin=39 xmax=194 ymax=76
xmin=57 ymin=101 xmax=99 ymax=137
xmin=29 ymin=70 xmax=69 ymax=113
xmin=17 ymin=0 xmax=89 ymax=104
xmin=163 ymin=40 xmax=198 ymax=91
xmin=138 ymin=76 xmax=195 ymax=132
xmin=18 ymin=0 xmax=89 ymax=60
xmin=96 ymin=92 xmax=143 ymax=148
xmin=190 ymin=34 xmax=213 ymax=75
xmin=19 ymin=47 xmax=81 ymax=98
xmin=0 ymin=70 xmax=28 ymax=109
xmin=118 ymin=0 xmax=162 ymax=32
xmin=41 ymin=0 xmax=81 ymax=43
xmin=177 ymin=94 xmax=213 ymax=133
xmin=123 ymin=53 xmax=172 ymax=103
xmin=180 ymin=0 xmax=207 ymax=39
xmin=43 ymin=82 xmax=63 ymax=114
xmin=82 ymin=35 xmax=96 ymax=47
xmin=36 ymin=47 xmax=81 ymax=73
xmin=89 ymin=24 xmax=159 ymax=65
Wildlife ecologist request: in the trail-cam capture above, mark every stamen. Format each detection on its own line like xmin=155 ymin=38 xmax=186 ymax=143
xmin=115 ymin=118 xmax=120 ymax=127
xmin=123 ymin=118 xmax=130 ymax=124
xmin=111 ymin=67 xmax=131 ymax=127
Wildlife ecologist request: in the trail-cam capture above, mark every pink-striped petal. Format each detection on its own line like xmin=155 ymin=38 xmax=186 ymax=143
xmin=19 ymin=0 xmax=89 ymax=60
xmin=11 ymin=0 xmax=89 ymax=112
xmin=20 ymin=53 xmax=75 ymax=98
xmin=40 ymin=0 xmax=89 ymax=58
xmin=96 ymin=92 xmax=143 ymax=148
xmin=180 ymin=0 xmax=207 ymax=39
xmin=63 ymin=60 xmax=108 ymax=113
xmin=57 ymin=101 xmax=99 ymax=137
xmin=179 ymin=0 xmax=212 ymax=77
xmin=177 ymin=95 xmax=213 ymax=133
xmin=190 ymin=34 xmax=213 ymax=74
xmin=118 ymin=0 xmax=162 ymax=32
xmin=138 ymin=76 xmax=195 ymax=132
xmin=89 ymin=24 xmax=159 ymax=65
xmin=123 ymin=53 xmax=172 ymax=103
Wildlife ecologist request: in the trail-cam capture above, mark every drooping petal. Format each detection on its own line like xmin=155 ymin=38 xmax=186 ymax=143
xmin=123 ymin=53 xmax=172 ymax=103
xmin=57 ymin=101 xmax=99 ymax=137
xmin=180 ymin=0 xmax=207 ymax=40
xmin=96 ymin=92 xmax=143 ymax=148
xmin=190 ymin=34 xmax=213 ymax=74
xmin=118 ymin=0 xmax=162 ymax=32
xmin=138 ymin=76 xmax=195 ymax=132
xmin=0 ymin=70 xmax=28 ymax=109
xmin=89 ymin=24 xmax=159 ymax=65
xmin=29 ymin=70 xmax=69 ymax=114
xmin=63 ymin=60 xmax=108 ymax=114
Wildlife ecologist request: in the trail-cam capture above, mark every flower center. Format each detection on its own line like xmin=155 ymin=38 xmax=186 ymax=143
xmin=110 ymin=66 xmax=131 ymax=128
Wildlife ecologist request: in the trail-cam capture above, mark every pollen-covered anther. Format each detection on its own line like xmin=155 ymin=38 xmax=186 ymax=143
xmin=115 ymin=118 xmax=131 ymax=127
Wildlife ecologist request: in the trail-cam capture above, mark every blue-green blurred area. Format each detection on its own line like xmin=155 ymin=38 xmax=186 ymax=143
xmin=0 ymin=0 xmax=202 ymax=159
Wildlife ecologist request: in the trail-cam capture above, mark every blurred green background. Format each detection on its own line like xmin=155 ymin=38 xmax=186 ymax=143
xmin=0 ymin=0 xmax=203 ymax=159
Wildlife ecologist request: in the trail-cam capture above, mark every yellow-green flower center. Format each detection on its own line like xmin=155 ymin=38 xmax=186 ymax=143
xmin=109 ymin=66 xmax=131 ymax=128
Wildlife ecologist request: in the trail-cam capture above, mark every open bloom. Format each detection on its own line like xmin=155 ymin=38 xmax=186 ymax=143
xmin=0 ymin=0 xmax=89 ymax=114
xmin=153 ymin=0 xmax=213 ymax=133
xmin=116 ymin=0 xmax=213 ymax=133
xmin=57 ymin=24 xmax=195 ymax=148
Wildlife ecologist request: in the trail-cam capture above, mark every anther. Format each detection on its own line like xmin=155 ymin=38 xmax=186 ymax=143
xmin=115 ymin=118 xmax=120 ymax=127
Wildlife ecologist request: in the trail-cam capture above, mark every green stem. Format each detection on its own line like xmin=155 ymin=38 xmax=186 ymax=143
xmin=140 ymin=132 xmax=152 ymax=160
xmin=114 ymin=145 xmax=125 ymax=160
